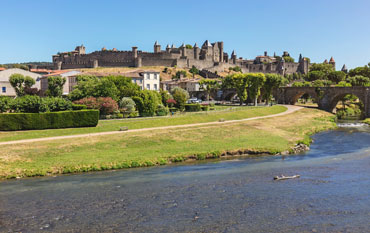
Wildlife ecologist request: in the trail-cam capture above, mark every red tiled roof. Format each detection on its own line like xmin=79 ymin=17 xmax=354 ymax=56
xmin=0 ymin=67 xmax=6 ymax=71
xmin=42 ymin=70 xmax=71 ymax=77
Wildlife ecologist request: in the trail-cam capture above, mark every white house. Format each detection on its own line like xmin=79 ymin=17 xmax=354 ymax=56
xmin=0 ymin=68 xmax=42 ymax=97
xmin=124 ymin=70 xmax=160 ymax=91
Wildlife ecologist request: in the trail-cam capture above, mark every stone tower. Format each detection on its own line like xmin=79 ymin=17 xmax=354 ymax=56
xmin=341 ymin=64 xmax=348 ymax=73
xmin=231 ymin=50 xmax=237 ymax=64
xmin=154 ymin=41 xmax=161 ymax=53
xmin=329 ymin=57 xmax=336 ymax=70
xmin=194 ymin=43 xmax=199 ymax=60
xmin=75 ymin=45 xmax=86 ymax=55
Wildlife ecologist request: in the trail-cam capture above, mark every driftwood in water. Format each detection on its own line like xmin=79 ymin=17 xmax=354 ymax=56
xmin=273 ymin=175 xmax=300 ymax=181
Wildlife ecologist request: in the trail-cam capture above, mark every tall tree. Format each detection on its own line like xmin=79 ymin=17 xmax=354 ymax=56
xmin=9 ymin=73 xmax=35 ymax=96
xmin=262 ymin=74 xmax=285 ymax=105
xmin=189 ymin=66 xmax=199 ymax=78
xmin=199 ymin=79 xmax=219 ymax=102
xmin=47 ymin=76 xmax=66 ymax=97
xmin=247 ymin=73 xmax=266 ymax=106
xmin=222 ymin=74 xmax=249 ymax=105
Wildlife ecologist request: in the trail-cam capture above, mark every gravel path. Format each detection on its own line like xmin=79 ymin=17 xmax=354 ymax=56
xmin=0 ymin=105 xmax=302 ymax=145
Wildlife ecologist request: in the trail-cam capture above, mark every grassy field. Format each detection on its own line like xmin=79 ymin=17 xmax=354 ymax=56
xmin=0 ymin=108 xmax=336 ymax=179
xmin=0 ymin=105 xmax=286 ymax=142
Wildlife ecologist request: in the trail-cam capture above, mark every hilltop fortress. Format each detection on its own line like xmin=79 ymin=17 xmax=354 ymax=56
xmin=52 ymin=40 xmax=335 ymax=75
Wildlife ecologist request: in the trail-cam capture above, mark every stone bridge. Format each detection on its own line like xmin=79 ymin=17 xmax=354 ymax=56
xmin=274 ymin=87 xmax=370 ymax=117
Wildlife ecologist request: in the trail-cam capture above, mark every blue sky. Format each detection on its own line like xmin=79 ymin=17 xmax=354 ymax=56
xmin=1 ymin=0 xmax=369 ymax=69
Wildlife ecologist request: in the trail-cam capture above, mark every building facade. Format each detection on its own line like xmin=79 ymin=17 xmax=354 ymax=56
xmin=0 ymin=68 xmax=41 ymax=97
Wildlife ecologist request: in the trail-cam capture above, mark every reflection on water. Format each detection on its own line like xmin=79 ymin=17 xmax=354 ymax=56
xmin=1 ymin=124 xmax=370 ymax=232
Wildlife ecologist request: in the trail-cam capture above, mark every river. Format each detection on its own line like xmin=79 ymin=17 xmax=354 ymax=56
xmin=1 ymin=124 xmax=370 ymax=232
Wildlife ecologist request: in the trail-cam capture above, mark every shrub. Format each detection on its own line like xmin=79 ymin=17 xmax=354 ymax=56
xmin=171 ymin=87 xmax=189 ymax=111
xmin=0 ymin=96 xmax=12 ymax=113
xmin=74 ymin=97 xmax=118 ymax=115
xmin=160 ymin=90 xmax=172 ymax=106
xmin=132 ymin=90 xmax=161 ymax=117
xmin=166 ymin=98 xmax=177 ymax=107
xmin=156 ymin=104 xmax=169 ymax=116
xmin=97 ymin=97 xmax=119 ymax=115
xmin=119 ymin=97 xmax=136 ymax=117
xmin=185 ymin=103 xmax=201 ymax=112
xmin=0 ymin=110 xmax=99 ymax=131
xmin=201 ymin=105 xmax=209 ymax=111
xmin=39 ymin=97 xmax=73 ymax=112
xmin=10 ymin=95 xmax=41 ymax=113
xmin=7 ymin=96 xmax=74 ymax=113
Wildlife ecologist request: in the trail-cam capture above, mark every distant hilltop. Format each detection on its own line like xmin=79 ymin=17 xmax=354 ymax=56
xmin=52 ymin=40 xmax=336 ymax=75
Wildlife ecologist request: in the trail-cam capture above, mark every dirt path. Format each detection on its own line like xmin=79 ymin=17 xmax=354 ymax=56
xmin=0 ymin=105 xmax=302 ymax=145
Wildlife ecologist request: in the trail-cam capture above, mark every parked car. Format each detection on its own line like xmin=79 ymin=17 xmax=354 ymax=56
xmin=187 ymin=98 xmax=202 ymax=104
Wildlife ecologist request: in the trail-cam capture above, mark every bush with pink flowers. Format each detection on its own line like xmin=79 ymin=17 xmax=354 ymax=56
xmin=74 ymin=97 xmax=118 ymax=115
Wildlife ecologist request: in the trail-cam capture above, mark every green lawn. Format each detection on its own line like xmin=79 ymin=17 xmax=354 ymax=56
xmin=0 ymin=105 xmax=286 ymax=142
xmin=0 ymin=108 xmax=336 ymax=179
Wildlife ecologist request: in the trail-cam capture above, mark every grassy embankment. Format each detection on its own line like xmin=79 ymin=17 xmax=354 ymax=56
xmin=0 ymin=107 xmax=336 ymax=179
xmin=0 ymin=105 xmax=285 ymax=142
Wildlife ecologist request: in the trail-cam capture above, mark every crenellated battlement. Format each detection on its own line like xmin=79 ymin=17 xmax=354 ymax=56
xmin=52 ymin=40 xmax=319 ymax=75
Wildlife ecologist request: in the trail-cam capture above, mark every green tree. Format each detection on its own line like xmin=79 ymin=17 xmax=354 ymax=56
xmin=309 ymin=63 xmax=334 ymax=74
xmin=119 ymin=97 xmax=136 ymax=117
xmin=160 ymin=89 xmax=172 ymax=106
xmin=9 ymin=74 xmax=35 ymax=96
xmin=47 ymin=76 xmax=66 ymax=97
xmin=312 ymin=79 xmax=332 ymax=87
xmin=199 ymin=79 xmax=219 ymax=102
xmin=247 ymin=73 xmax=266 ymax=106
xmin=171 ymin=87 xmax=189 ymax=110
xmin=306 ymin=70 xmax=326 ymax=81
xmin=292 ymin=81 xmax=312 ymax=87
xmin=229 ymin=66 xmax=242 ymax=73
xmin=336 ymin=81 xmax=352 ymax=87
xmin=348 ymin=65 xmax=370 ymax=78
xmin=283 ymin=56 xmax=294 ymax=62
xmin=189 ymin=66 xmax=199 ymax=78
xmin=262 ymin=74 xmax=285 ymax=104
xmin=346 ymin=75 xmax=370 ymax=86
xmin=327 ymin=71 xmax=346 ymax=83
xmin=132 ymin=90 xmax=161 ymax=117
xmin=69 ymin=75 xmax=119 ymax=101
xmin=185 ymin=44 xmax=193 ymax=49
xmin=222 ymin=74 xmax=249 ymax=105
xmin=105 ymin=75 xmax=141 ymax=99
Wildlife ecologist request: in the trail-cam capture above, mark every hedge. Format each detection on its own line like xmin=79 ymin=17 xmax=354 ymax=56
xmin=0 ymin=110 xmax=99 ymax=131
xmin=201 ymin=105 xmax=209 ymax=111
xmin=185 ymin=103 xmax=201 ymax=112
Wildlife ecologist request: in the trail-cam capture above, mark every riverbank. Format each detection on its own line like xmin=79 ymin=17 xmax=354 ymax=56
xmin=0 ymin=107 xmax=336 ymax=179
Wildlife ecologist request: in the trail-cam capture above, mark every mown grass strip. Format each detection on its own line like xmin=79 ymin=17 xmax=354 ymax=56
xmin=0 ymin=105 xmax=286 ymax=142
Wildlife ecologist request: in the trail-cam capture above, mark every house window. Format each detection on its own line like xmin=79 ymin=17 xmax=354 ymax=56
xmin=146 ymin=84 xmax=150 ymax=90
xmin=154 ymin=84 xmax=158 ymax=90
xmin=2 ymin=87 xmax=6 ymax=93
xmin=140 ymin=79 xmax=143 ymax=84
xmin=146 ymin=74 xmax=150 ymax=80
xmin=154 ymin=74 xmax=158 ymax=80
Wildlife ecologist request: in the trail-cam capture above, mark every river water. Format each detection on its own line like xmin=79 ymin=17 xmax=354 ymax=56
xmin=1 ymin=124 xmax=370 ymax=232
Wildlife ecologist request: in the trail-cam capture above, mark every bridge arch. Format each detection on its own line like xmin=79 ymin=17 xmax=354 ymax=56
xmin=276 ymin=87 xmax=370 ymax=118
